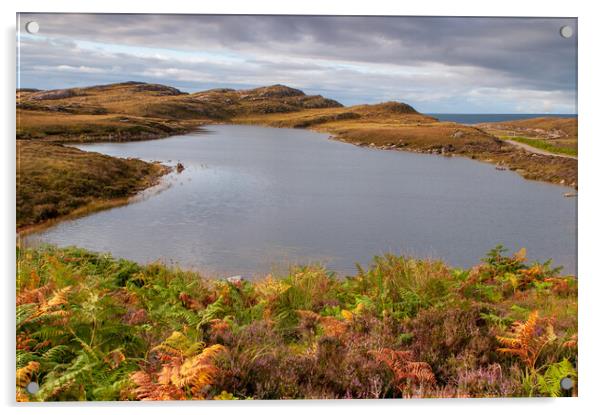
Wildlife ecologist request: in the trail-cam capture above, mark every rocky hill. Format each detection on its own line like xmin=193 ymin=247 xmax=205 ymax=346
xmin=17 ymin=82 xmax=342 ymax=121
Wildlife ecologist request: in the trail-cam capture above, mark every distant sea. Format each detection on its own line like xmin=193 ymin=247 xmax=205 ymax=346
xmin=427 ymin=113 xmax=577 ymax=125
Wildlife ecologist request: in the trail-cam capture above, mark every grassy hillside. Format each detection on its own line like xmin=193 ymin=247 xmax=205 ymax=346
xmin=17 ymin=82 xmax=342 ymax=141
xmin=16 ymin=245 xmax=577 ymax=401
xmin=17 ymin=83 xmax=204 ymax=143
xmin=234 ymin=103 xmax=500 ymax=153
xmin=17 ymin=141 xmax=168 ymax=230
xmin=16 ymin=111 xmax=195 ymax=143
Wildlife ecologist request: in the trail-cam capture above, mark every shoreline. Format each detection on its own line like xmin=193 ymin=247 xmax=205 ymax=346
xmin=329 ymin=132 xmax=578 ymax=189
xmin=17 ymin=160 xmax=172 ymax=237
xmin=328 ymin=133 xmax=577 ymax=189
xmin=20 ymin=123 xmax=576 ymax=279
xmin=16 ymin=123 xmax=207 ymax=236
xmin=226 ymin=119 xmax=578 ymax=189
xmin=20 ymin=118 xmax=576 ymax=238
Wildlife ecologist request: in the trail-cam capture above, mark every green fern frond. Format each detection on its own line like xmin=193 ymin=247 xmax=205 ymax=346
xmin=536 ymin=359 xmax=577 ymax=397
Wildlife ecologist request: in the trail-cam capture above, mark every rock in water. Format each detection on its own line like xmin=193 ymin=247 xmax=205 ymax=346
xmin=227 ymin=275 xmax=245 ymax=283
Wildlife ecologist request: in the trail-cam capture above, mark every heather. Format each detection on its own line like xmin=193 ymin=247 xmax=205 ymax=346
xmin=16 ymin=245 xmax=577 ymax=400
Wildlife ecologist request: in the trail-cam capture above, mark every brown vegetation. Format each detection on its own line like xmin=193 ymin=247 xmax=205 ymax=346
xmin=478 ymin=117 xmax=577 ymax=141
xmin=16 ymin=110 xmax=196 ymax=143
xmin=16 ymin=140 xmax=168 ymax=230
xmin=17 ymin=82 xmax=342 ymax=141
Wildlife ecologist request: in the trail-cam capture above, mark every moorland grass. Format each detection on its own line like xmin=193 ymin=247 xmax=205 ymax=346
xmin=480 ymin=117 xmax=577 ymax=141
xmin=16 ymin=140 xmax=168 ymax=229
xmin=16 ymin=110 xmax=195 ymax=142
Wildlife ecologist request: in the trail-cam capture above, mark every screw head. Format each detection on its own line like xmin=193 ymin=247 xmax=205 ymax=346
xmin=25 ymin=381 xmax=39 ymax=394
xmin=560 ymin=25 xmax=573 ymax=39
xmin=560 ymin=376 xmax=574 ymax=390
xmin=25 ymin=21 xmax=40 ymax=34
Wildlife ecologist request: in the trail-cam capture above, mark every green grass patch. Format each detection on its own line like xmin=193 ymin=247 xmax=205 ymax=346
xmin=502 ymin=136 xmax=577 ymax=157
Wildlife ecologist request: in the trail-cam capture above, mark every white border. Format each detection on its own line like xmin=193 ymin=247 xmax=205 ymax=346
xmin=3 ymin=1 xmax=601 ymax=414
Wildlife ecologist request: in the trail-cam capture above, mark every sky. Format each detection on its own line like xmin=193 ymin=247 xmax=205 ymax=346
xmin=17 ymin=14 xmax=577 ymax=114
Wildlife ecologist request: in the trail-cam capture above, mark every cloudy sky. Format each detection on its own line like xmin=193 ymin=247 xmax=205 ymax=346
xmin=17 ymin=14 xmax=577 ymax=113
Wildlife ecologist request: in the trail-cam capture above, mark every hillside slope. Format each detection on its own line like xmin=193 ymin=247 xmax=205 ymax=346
xmin=17 ymin=140 xmax=168 ymax=229
xmin=18 ymin=83 xmax=423 ymax=128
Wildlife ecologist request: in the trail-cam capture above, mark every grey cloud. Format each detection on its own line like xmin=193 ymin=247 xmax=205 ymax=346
xmin=17 ymin=14 xmax=577 ymax=113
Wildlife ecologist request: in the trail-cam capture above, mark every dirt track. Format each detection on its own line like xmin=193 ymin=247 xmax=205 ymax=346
xmin=505 ymin=139 xmax=577 ymax=160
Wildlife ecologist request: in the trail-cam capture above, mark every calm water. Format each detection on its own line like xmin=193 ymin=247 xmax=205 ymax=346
xmin=24 ymin=125 xmax=577 ymax=277
xmin=428 ymin=114 xmax=577 ymax=124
